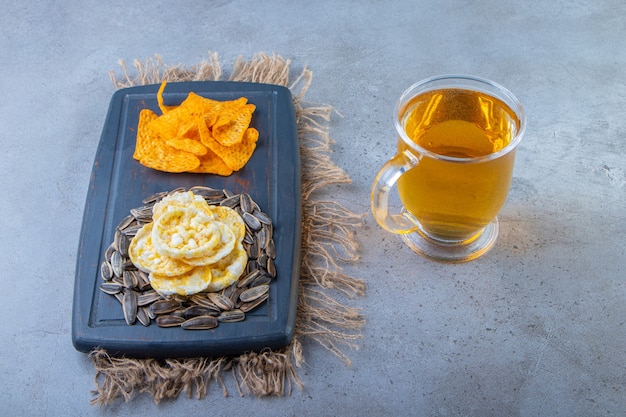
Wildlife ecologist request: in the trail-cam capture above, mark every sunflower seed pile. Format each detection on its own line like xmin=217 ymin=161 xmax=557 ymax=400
xmin=98 ymin=185 xmax=276 ymax=329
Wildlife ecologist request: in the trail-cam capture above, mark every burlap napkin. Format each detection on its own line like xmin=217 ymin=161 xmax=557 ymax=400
xmin=89 ymin=52 xmax=366 ymax=406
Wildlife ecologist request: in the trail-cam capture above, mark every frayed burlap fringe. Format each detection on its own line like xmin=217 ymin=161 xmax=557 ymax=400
xmin=90 ymin=52 xmax=365 ymax=406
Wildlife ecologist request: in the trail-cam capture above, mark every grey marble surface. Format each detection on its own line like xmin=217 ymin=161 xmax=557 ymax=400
xmin=1 ymin=1 xmax=624 ymax=416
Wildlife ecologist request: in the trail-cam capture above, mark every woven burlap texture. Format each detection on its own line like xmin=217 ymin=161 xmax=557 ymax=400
xmin=89 ymin=52 xmax=366 ymax=406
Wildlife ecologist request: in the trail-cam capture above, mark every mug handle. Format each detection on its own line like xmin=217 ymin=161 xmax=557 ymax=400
xmin=370 ymin=149 xmax=420 ymax=234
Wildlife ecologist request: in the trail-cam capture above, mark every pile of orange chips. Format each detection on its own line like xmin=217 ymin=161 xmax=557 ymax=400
xmin=133 ymin=81 xmax=258 ymax=175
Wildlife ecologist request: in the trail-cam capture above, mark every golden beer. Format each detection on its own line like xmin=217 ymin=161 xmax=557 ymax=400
xmin=397 ymin=88 xmax=521 ymax=241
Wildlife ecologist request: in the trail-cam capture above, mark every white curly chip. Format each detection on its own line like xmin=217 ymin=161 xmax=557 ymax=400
xmin=149 ymin=265 xmax=213 ymax=296
xmin=128 ymin=190 xmax=249 ymax=297
xmin=128 ymin=222 xmax=194 ymax=277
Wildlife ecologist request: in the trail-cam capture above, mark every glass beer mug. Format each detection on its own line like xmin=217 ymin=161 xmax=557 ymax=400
xmin=371 ymin=75 xmax=526 ymax=262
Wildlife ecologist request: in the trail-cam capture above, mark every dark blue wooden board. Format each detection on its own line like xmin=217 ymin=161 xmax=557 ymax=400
xmin=72 ymin=81 xmax=301 ymax=358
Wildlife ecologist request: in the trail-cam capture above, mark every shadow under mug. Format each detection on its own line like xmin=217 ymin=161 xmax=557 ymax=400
xmin=371 ymin=75 xmax=526 ymax=262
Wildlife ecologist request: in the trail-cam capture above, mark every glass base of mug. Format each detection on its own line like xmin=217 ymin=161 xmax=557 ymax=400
xmin=400 ymin=218 xmax=499 ymax=263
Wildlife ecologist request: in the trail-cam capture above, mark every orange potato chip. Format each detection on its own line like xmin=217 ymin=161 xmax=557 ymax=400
xmin=199 ymin=121 xmax=259 ymax=171
xmin=222 ymin=97 xmax=249 ymax=107
xmin=134 ymin=109 xmax=200 ymax=173
xmin=176 ymin=120 xmax=198 ymax=138
xmin=157 ymin=80 xmax=176 ymax=114
xmin=190 ymin=148 xmax=234 ymax=175
xmin=203 ymin=112 xmax=219 ymax=129
xmin=150 ymin=93 xmax=214 ymax=137
xmin=140 ymin=141 xmax=200 ymax=173
xmin=165 ymin=137 xmax=208 ymax=156
xmin=133 ymin=109 xmax=159 ymax=161
xmin=202 ymin=97 xmax=247 ymax=131
xmin=149 ymin=108 xmax=192 ymax=139
xmin=178 ymin=93 xmax=225 ymax=123
xmin=212 ymin=103 xmax=256 ymax=146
